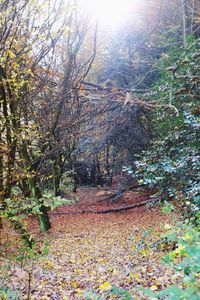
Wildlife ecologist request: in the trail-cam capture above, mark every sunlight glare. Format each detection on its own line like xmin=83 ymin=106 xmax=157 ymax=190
xmin=79 ymin=0 xmax=138 ymax=28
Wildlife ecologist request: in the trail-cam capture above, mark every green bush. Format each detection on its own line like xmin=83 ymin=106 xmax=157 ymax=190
xmin=134 ymin=38 xmax=200 ymax=224
xmin=141 ymin=222 xmax=200 ymax=299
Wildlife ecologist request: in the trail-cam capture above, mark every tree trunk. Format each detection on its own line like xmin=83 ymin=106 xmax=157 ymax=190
xmin=95 ymin=155 xmax=102 ymax=185
xmin=182 ymin=0 xmax=187 ymax=47
xmin=28 ymin=176 xmax=51 ymax=231
xmin=37 ymin=204 xmax=51 ymax=232
xmin=53 ymin=162 xmax=61 ymax=197
xmin=19 ymin=179 xmax=31 ymax=197
xmin=106 ymin=145 xmax=113 ymax=185
xmin=20 ymin=141 xmax=51 ymax=231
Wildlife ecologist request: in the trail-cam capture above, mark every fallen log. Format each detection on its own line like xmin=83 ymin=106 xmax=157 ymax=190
xmin=51 ymin=198 xmax=158 ymax=215
xmin=82 ymin=81 xmax=150 ymax=93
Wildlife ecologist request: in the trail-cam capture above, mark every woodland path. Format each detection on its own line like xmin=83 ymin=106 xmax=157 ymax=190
xmin=3 ymin=188 xmax=180 ymax=300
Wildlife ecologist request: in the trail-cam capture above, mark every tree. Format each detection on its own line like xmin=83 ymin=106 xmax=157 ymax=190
xmin=0 ymin=0 xmax=72 ymax=233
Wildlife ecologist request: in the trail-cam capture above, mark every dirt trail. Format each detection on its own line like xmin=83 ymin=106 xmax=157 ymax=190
xmin=2 ymin=188 xmax=179 ymax=300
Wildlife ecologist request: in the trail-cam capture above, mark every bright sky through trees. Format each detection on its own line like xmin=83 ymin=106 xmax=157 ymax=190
xmin=79 ymin=0 xmax=140 ymax=28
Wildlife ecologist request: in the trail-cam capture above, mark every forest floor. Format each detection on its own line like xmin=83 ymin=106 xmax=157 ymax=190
xmin=1 ymin=187 xmax=182 ymax=300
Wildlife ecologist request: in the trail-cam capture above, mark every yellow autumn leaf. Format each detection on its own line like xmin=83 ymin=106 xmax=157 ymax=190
xmin=99 ymin=281 xmax=112 ymax=290
xmin=74 ymin=268 xmax=80 ymax=274
xmin=45 ymin=260 xmax=54 ymax=269
xmin=182 ymin=233 xmax=193 ymax=242
xmin=140 ymin=248 xmax=150 ymax=256
xmin=7 ymin=49 xmax=16 ymax=58
xmin=128 ymin=272 xmax=134 ymax=283
xmin=71 ymin=280 xmax=78 ymax=288
xmin=150 ymin=285 xmax=158 ymax=291
xmin=70 ymin=258 xmax=76 ymax=264
xmin=133 ymin=273 xmax=141 ymax=280
xmin=60 ymin=282 xmax=66 ymax=287
xmin=76 ymin=289 xmax=83 ymax=296
xmin=130 ymin=245 xmax=135 ymax=251
xmin=129 ymin=272 xmax=134 ymax=278
xmin=174 ymin=244 xmax=188 ymax=257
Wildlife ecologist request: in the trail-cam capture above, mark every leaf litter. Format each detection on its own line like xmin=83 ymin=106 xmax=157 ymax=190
xmin=1 ymin=188 xmax=182 ymax=299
